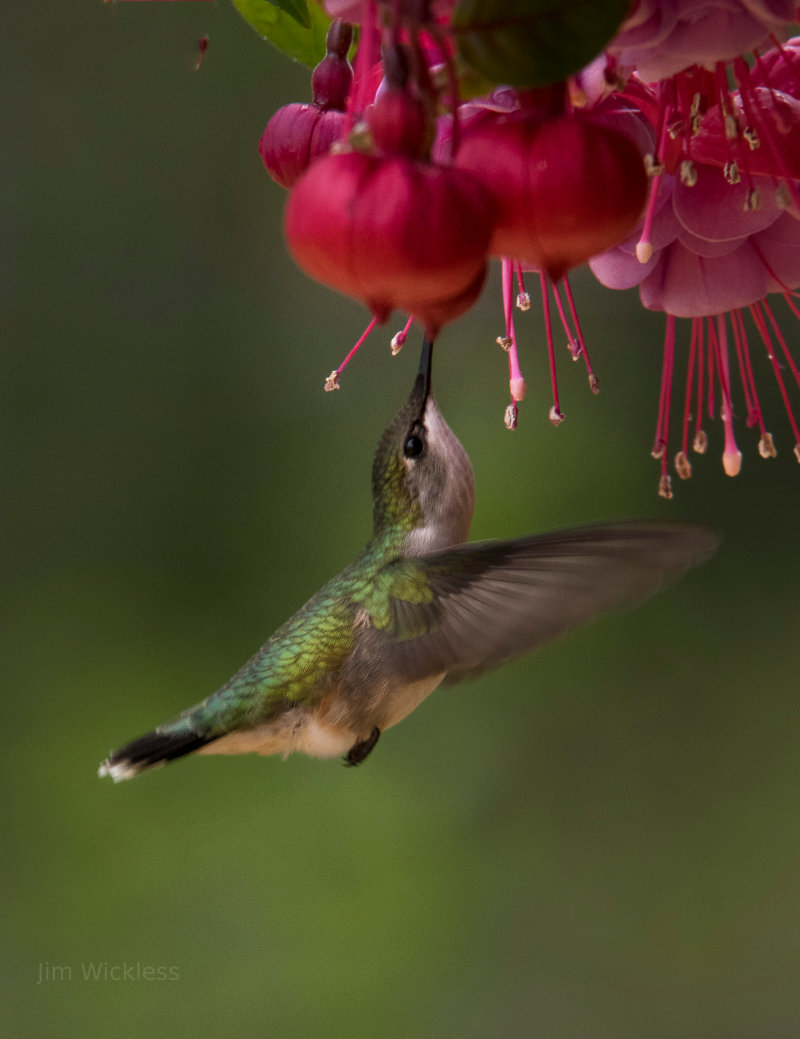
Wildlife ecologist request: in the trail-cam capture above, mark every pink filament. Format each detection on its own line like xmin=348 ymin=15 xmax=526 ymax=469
xmin=709 ymin=315 xmax=742 ymax=472
xmin=336 ymin=315 xmax=378 ymax=375
xmin=680 ymin=318 xmax=698 ymax=456
xmin=502 ymin=260 xmax=525 ymax=401
xmin=695 ymin=317 xmax=706 ymax=444
xmin=562 ymin=276 xmax=598 ymax=390
xmin=750 ymin=300 xmax=800 ymax=443
xmin=653 ymin=314 xmax=675 ymax=477
xmin=540 ymin=274 xmax=562 ymax=420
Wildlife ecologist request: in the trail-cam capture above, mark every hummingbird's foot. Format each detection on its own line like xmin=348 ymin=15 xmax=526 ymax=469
xmin=344 ymin=728 xmax=381 ymax=767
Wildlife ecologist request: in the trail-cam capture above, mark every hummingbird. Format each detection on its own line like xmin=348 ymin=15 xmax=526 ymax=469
xmin=99 ymin=339 xmax=718 ymax=781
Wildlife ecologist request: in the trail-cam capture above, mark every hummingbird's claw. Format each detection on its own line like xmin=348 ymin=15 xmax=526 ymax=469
xmin=344 ymin=727 xmax=381 ymax=767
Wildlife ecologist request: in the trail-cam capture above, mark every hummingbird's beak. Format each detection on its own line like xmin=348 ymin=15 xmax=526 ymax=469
xmin=419 ymin=337 xmax=433 ymax=404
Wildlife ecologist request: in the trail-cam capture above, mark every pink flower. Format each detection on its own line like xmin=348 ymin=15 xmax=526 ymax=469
xmin=591 ymin=38 xmax=800 ymax=491
xmin=590 ymin=167 xmax=800 ymax=316
xmin=608 ymin=0 xmax=796 ymax=81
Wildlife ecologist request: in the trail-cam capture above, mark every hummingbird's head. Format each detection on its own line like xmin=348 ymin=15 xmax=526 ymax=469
xmin=372 ymin=339 xmax=475 ymax=554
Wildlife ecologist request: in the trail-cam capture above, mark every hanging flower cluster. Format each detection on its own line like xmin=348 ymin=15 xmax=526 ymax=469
xmin=249 ymin=0 xmax=800 ymax=495
xmin=593 ymin=9 xmax=800 ymax=495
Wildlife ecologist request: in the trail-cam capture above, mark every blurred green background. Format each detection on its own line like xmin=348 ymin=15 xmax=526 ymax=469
xmin=6 ymin=4 xmax=800 ymax=1037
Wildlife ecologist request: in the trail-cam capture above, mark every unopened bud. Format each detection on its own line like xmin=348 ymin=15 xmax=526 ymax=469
xmin=390 ymin=330 xmax=406 ymax=355
xmin=324 ymin=370 xmax=341 ymax=392
xmin=758 ymin=432 xmax=777 ymax=458
xmin=693 ymin=429 xmax=708 ymax=454
xmin=674 ymin=450 xmax=692 ymax=479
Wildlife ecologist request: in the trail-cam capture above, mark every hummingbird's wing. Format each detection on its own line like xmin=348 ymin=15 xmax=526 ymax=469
xmin=371 ymin=522 xmax=719 ymax=684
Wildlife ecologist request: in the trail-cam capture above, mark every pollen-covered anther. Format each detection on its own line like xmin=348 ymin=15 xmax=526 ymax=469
xmin=516 ymin=292 xmax=531 ymax=311
xmin=588 ymin=373 xmax=599 ymax=395
xmin=723 ymin=161 xmax=741 ymax=185
xmin=666 ymin=117 xmax=684 ymax=140
xmin=674 ymin=451 xmax=692 ymax=479
xmin=744 ymin=187 xmax=760 ymax=212
xmin=776 ymin=184 xmax=791 ymax=209
xmin=743 ymin=126 xmax=759 ymax=150
xmin=504 ymin=403 xmax=518 ymax=430
xmin=693 ymin=430 xmax=709 ymax=454
xmin=496 ymin=335 xmax=513 ymax=352
xmin=658 ymin=473 xmax=673 ymax=499
xmin=758 ymin=432 xmax=777 ymax=459
xmin=651 ymin=440 xmax=665 ymax=460
xmin=794 ymin=443 xmax=800 ymax=464
xmin=644 ymin=154 xmax=665 ymax=177
xmin=347 ymin=120 xmax=371 ymax=152
xmin=723 ymin=448 xmax=742 ymax=476
xmin=548 ymin=405 xmax=565 ymax=426
xmin=324 ymin=370 xmax=341 ymax=392
xmin=724 ymin=113 xmax=739 ymax=141
xmin=679 ymin=159 xmax=697 ymax=187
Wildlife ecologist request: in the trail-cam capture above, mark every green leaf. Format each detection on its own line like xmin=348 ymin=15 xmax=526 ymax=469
xmin=268 ymin=0 xmax=312 ymax=29
xmin=230 ymin=0 xmax=331 ymax=68
xmin=452 ymin=0 xmax=630 ymax=88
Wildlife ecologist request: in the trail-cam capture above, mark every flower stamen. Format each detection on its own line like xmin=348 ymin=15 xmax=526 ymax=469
xmin=540 ymin=273 xmax=564 ymax=425
xmin=324 ymin=314 xmax=379 ymax=390
xmin=390 ymin=315 xmax=414 ymax=355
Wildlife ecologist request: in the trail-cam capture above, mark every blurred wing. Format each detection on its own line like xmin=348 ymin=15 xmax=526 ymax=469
xmin=378 ymin=522 xmax=719 ymax=684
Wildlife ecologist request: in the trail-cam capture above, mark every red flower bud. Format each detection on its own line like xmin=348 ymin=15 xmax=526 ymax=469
xmin=456 ymin=112 xmax=648 ymax=280
xmin=258 ymin=19 xmax=353 ymax=190
xmin=367 ymin=86 xmax=430 ymax=158
xmin=311 ymin=19 xmax=354 ymax=111
xmin=259 ymin=104 xmax=347 ymax=190
xmin=284 ymin=151 xmax=494 ymax=333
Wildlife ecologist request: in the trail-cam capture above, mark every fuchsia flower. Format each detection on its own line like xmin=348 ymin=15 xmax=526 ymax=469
xmin=608 ymin=0 xmax=797 ymax=81
xmin=591 ymin=33 xmax=800 ymax=493
xmin=256 ymin=0 xmax=800 ymax=494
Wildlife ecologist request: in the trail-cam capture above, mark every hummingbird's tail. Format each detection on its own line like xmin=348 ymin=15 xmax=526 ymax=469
xmin=98 ymin=722 xmax=213 ymax=782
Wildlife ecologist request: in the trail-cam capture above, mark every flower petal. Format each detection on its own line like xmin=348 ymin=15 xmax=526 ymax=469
xmin=639 ymin=239 xmax=770 ymax=316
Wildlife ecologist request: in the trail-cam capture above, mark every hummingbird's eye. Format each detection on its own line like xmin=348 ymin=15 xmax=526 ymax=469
xmin=403 ymin=433 xmax=425 ymax=459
